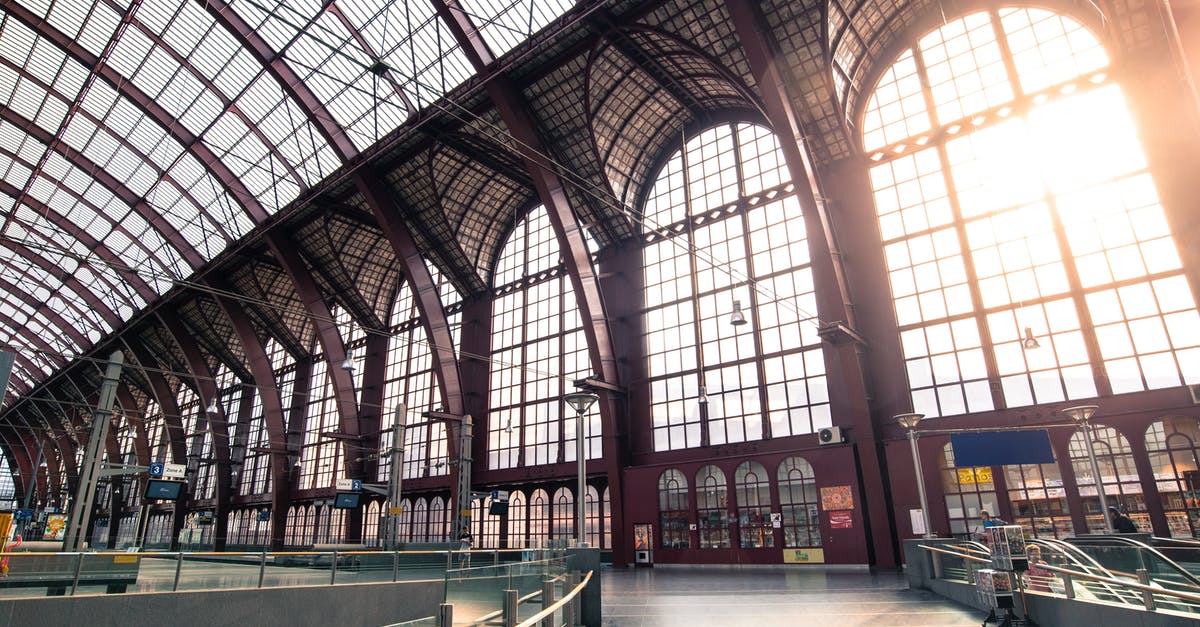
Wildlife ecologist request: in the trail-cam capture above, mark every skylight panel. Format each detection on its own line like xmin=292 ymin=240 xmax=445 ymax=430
xmin=26 ymin=39 xmax=67 ymax=86
xmin=0 ymin=64 xmax=17 ymax=102
xmin=34 ymin=94 xmax=68 ymax=132
xmin=75 ymin=1 xmax=123 ymax=57
xmin=8 ymin=79 xmax=45 ymax=124
xmin=459 ymin=0 xmax=575 ymax=57
xmin=41 ymin=0 xmax=90 ymax=39
xmin=108 ymin=23 xmax=156 ymax=80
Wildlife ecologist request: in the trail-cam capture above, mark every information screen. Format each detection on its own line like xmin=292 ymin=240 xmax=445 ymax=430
xmin=143 ymin=479 xmax=185 ymax=500
xmin=333 ymin=492 xmax=361 ymax=509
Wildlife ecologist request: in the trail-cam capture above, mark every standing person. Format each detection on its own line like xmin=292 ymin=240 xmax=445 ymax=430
xmin=976 ymin=510 xmax=1007 ymax=542
xmin=1109 ymin=506 xmax=1138 ymax=533
xmin=457 ymin=528 xmax=474 ymax=569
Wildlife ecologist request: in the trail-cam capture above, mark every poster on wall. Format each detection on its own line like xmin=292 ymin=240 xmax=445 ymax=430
xmin=829 ymin=510 xmax=854 ymax=529
xmin=820 ymin=485 xmax=854 ymax=511
xmin=43 ymin=513 xmax=67 ymax=541
xmin=782 ymin=548 xmax=825 ymax=564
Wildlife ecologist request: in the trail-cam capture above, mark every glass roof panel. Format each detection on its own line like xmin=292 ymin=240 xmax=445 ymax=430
xmin=458 ymin=0 xmax=574 ymax=57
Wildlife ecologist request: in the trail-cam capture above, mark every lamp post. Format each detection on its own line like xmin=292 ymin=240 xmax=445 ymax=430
xmin=896 ymin=413 xmax=933 ymax=538
xmin=1063 ymin=405 xmax=1112 ymax=533
xmin=564 ymin=391 xmax=599 ymax=547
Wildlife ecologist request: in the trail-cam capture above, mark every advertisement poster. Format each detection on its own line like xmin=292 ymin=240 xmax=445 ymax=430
xmin=43 ymin=513 xmax=67 ymax=541
xmin=829 ymin=510 xmax=854 ymax=529
xmin=783 ymin=548 xmax=825 ymax=563
xmin=820 ymin=485 xmax=853 ymax=511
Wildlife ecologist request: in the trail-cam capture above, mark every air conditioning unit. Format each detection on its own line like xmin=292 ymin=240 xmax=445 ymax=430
xmin=1189 ymin=383 xmax=1200 ymax=405
xmin=818 ymin=426 xmax=845 ymax=445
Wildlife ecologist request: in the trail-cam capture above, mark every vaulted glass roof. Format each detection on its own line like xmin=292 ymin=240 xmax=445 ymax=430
xmin=0 ymin=0 xmax=574 ymax=400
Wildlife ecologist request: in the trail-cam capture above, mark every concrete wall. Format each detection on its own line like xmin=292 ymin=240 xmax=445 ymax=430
xmin=0 ymin=579 xmax=444 ymax=627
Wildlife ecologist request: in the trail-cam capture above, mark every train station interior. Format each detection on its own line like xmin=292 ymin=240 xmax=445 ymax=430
xmin=0 ymin=0 xmax=1199 ymax=622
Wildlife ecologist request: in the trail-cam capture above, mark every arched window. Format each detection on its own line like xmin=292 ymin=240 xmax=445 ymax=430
xmin=658 ymin=469 xmax=690 ymax=549
xmin=362 ymin=500 xmax=380 ymax=547
xmin=552 ymin=487 xmax=573 ymax=540
xmin=735 ymin=461 xmax=773 ymax=548
xmin=1069 ymin=426 xmax=1146 ymax=532
xmin=1003 ymin=456 xmax=1073 ymax=538
xmin=529 ymin=489 xmax=551 ymax=547
xmin=398 ymin=498 xmax=414 ymax=541
xmin=940 ymin=444 xmax=998 ymax=536
xmin=696 ymin=465 xmax=730 ymax=549
xmin=490 ymin=206 xmax=595 ymax=470
xmin=508 ymin=490 xmax=528 ymax=548
xmin=777 ymin=456 xmax=820 ymax=548
xmin=412 ymin=497 xmax=429 ymax=542
xmin=642 ymin=123 xmax=829 ymax=452
xmin=1146 ymin=418 xmax=1200 ymax=537
xmin=429 ymin=496 xmax=448 ymax=541
xmin=864 ymin=8 xmax=1200 ymax=417
xmin=602 ymin=487 xmax=612 ymax=550
xmin=585 ymin=485 xmax=602 ymax=548
xmin=285 ymin=506 xmax=301 ymax=546
xmin=477 ymin=497 xmax=501 ymax=548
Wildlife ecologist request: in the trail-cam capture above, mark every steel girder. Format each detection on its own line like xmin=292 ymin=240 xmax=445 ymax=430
xmin=208 ymin=282 xmax=293 ymax=551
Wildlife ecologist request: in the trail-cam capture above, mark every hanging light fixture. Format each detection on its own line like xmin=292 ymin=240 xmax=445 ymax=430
xmin=340 ymin=349 xmax=355 ymax=371
xmin=698 ymin=385 xmax=709 ymax=405
xmin=205 ymin=397 xmax=220 ymax=415
xmin=1022 ymin=326 xmax=1041 ymax=350
xmin=729 ymin=300 xmax=747 ymax=326
xmin=504 ymin=419 xmax=514 ymax=435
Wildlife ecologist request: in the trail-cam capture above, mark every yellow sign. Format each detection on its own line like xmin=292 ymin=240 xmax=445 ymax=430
xmin=0 ymin=512 xmax=11 ymax=574
xmin=783 ymin=548 xmax=825 ymax=564
xmin=389 ymin=507 xmax=403 ymax=515
xmin=957 ymin=467 xmax=992 ymax=485
xmin=113 ymin=555 xmax=139 ymax=564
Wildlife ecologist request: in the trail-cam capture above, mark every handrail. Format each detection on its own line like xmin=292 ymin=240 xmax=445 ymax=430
xmin=919 ymin=544 xmax=1200 ymax=607
xmin=517 ymin=570 xmax=593 ymax=627
xmin=464 ymin=588 xmax=546 ymax=626
xmin=1040 ymin=562 xmax=1200 ymax=605
xmin=918 ymin=544 xmax=990 ymax=564
xmin=1065 ymin=535 xmax=1200 ymax=587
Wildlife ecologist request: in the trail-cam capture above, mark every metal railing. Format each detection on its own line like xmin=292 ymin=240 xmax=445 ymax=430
xmin=919 ymin=543 xmax=1200 ymax=617
xmin=0 ymin=547 xmax=560 ymax=599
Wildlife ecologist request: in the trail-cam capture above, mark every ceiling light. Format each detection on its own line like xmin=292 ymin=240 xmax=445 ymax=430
xmin=1022 ymin=327 xmax=1041 ymax=350
xmin=729 ymin=300 xmax=747 ymax=326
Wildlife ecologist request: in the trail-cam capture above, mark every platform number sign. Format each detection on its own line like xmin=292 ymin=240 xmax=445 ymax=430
xmin=149 ymin=462 xmax=165 ymax=478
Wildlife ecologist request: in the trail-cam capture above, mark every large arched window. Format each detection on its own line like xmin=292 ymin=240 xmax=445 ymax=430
xmin=1145 ymin=417 xmax=1200 ymax=537
xmin=382 ymin=263 xmax=459 ymax=484
xmin=1069 ymin=426 xmax=1146 ymax=532
xmin=658 ymin=469 xmax=690 ymax=549
xmin=696 ymin=465 xmax=730 ymax=549
xmin=642 ymin=123 xmax=829 ymax=452
xmin=735 ymin=461 xmax=773 ymax=548
xmin=777 ymin=456 xmax=820 ymax=548
xmin=489 ymin=206 xmax=596 ymax=470
xmin=864 ymin=8 xmax=1200 ymax=417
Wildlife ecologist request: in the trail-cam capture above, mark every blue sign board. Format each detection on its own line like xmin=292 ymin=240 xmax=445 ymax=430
xmin=950 ymin=430 xmax=1055 ymax=467
xmin=351 ymin=479 xmax=362 ymax=491
xmin=14 ymin=509 xmax=32 ymax=521
xmin=148 ymin=462 xmax=165 ymax=478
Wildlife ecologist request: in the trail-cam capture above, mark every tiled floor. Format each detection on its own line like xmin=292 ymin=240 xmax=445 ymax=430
xmin=600 ymin=565 xmax=983 ymax=626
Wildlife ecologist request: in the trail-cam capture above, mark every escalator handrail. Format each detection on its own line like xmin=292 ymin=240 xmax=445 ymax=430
xmin=1065 ymin=535 xmax=1200 ymax=588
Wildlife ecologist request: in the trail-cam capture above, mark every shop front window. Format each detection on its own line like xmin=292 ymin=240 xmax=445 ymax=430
xmin=696 ymin=465 xmax=730 ymax=548
xmin=777 ymin=456 xmax=820 ymax=547
xmin=658 ymin=469 xmax=690 ymax=548
xmin=735 ymin=461 xmax=773 ymax=548
xmin=1069 ymin=426 xmax=1147 ymax=532
xmin=940 ymin=444 xmax=999 ymax=536
xmin=1146 ymin=418 xmax=1200 ymax=537
xmin=1004 ymin=458 xmax=1073 ymax=538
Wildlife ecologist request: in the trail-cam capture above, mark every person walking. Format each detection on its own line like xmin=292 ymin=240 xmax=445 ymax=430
xmin=1109 ymin=506 xmax=1138 ymax=533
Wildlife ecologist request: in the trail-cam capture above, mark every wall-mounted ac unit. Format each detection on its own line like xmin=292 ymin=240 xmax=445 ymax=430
xmin=818 ymin=426 xmax=845 ymax=445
